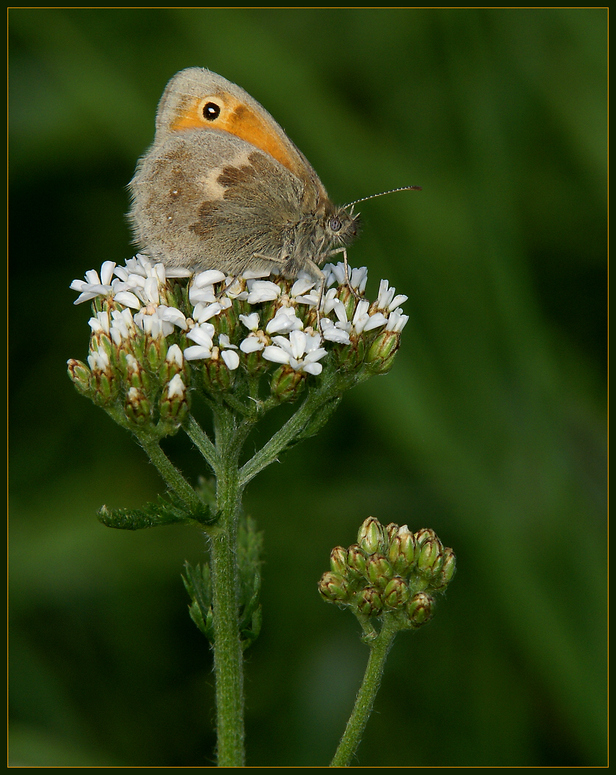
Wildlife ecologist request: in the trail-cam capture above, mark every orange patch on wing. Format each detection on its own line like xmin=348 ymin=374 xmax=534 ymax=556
xmin=169 ymin=97 xmax=207 ymax=132
xmin=170 ymin=94 xmax=301 ymax=177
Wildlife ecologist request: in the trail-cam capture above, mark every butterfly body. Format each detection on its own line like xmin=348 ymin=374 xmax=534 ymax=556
xmin=129 ymin=68 xmax=359 ymax=283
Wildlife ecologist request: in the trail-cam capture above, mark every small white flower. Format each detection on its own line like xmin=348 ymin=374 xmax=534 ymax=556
xmin=240 ymin=336 xmax=265 ymax=353
xmin=109 ymin=309 xmax=136 ymax=344
xmin=142 ymin=276 xmax=160 ymax=305
xmin=218 ymin=334 xmax=236 ymax=350
xmin=189 ymin=270 xmax=226 ymax=304
xmin=291 ymin=276 xmax=315 ymax=297
xmin=263 ymin=330 xmax=327 ymax=375
xmin=385 ymin=308 xmax=409 ymax=333
xmin=323 ymin=261 xmax=367 ymax=292
xmin=323 ymin=262 xmax=347 ymax=287
xmin=239 ymin=312 xmax=260 ymax=331
xmin=349 ymin=266 xmax=368 ymax=293
xmin=87 ymin=349 xmax=110 ymax=372
xmin=166 ymin=343 xmax=184 ymax=367
xmin=321 ymin=288 xmax=342 ymax=316
xmin=239 ymin=312 xmax=267 ymax=352
xmin=217 ymin=334 xmax=240 ymax=370
xmin=187 ymin=323 xmax=215 ymax=347
xmin=157 ymin=305 xmax=188 ymax=330
xmin=192 ymin=297 xmax=231 ymax=323
xmin=224 ymin=277 xmax=248 ymax=300
xmin=320 ymin=318 xmax=351 ymax=345
xmin=266 ymin=306 xmax=304 ymax=334
xmin=221 ymin=350 xmax=240 ymax=370
xmin=362 ymin=312 xmax=388 ymax=332
xmin=246 ymin=280 xmax=281 ymax=304
xmin=194 ymin=269 xmax=226 ymax=287
xmin=351 ymin=299 xmax=371 ymax=333
xmin=376 ymin=279 xmax=407 ymax=312
xmin=112 ymin=290 xmax=142 ymax=310
xmin=184 ymin=323 xmax=215 ymax=360
xmin=88 ymin=311 xmax=110 ymax=334
xmin=287 ymin=273 xmax=320 ymax=306
xmin=134 ymin=311 xmax=167 ymax=338
xmin=71 ymin=261 xmax=116 ymax=304
xmin=124 ymin=254 xmax=153 ymax=277
xmin=166 ymin=374 xmax=186 ymax=399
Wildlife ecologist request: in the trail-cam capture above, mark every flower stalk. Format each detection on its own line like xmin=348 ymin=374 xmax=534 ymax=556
xmin=68 ymin=254 xmax=411 ymax=766
xmin=330 ymin=618 xmax=397 ymax=767
xmin=319 ymin=517 xmax=456 ymax=766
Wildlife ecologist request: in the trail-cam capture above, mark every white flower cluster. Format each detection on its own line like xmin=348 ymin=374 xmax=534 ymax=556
xmin=71 ymin=254 xmax=409 ymax=380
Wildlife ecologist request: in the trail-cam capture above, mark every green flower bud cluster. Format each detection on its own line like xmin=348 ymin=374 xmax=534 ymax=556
xmin=318 ymin=517 xmax=456 ymax=632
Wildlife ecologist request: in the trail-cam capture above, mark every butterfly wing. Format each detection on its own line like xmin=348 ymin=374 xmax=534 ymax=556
xmin=128 ymin=67 xmax=343 ymax=278
xmin=129 ymin=128 xmax=309 ymax=274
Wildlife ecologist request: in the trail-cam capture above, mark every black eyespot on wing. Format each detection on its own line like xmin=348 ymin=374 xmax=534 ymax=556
xmin=203 ymin=102 xmax=221 ymax=121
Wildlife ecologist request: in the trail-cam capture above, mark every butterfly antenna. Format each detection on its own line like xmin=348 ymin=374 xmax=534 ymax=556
xmin=344 ymin=185 xmax=422 ymax=210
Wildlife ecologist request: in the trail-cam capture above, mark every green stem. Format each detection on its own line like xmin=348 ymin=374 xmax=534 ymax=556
xmin=208 ymin=407 xmax=248 ymax=766
xmin=330 ymin=621 xmax=397 ymax=767
xmin=185 ymin=414 xmax=219 ymax=472
xmin=239 ymin=374 xmax=342 ymax=487
xmin=138 ymin=437 xmax=201 ymax=511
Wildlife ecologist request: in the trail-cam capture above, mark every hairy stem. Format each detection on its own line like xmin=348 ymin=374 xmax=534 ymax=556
xmin=138 ymin=437 xmax=202 ymax=511
xmin=330 ymin=622 xmax=397 ymax=767
xmin=207 ymin=406 xmax=248 ymax=766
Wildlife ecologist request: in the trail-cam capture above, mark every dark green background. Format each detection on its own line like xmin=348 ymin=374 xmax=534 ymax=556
xmin=9 ymin=8 xmax=607 ymax=767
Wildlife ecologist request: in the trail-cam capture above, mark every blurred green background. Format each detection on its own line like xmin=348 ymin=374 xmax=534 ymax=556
xmin=9 ymin=8 xmax=606 ymax=767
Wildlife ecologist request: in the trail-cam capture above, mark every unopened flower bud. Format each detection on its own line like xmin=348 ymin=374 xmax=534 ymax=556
xmin=432 ymin=547 xmax=456 ymax=590
xmin=385 ymin=522 xmax=399 ymax=542
xmin=365 ymin=330 xmax=400 ymax=373
xmin=318 ymin=572 xmax=351 ymax=604
xmin=146 ymin=337 xmax=167 ymax=371
xmin=333 ymin=335 xmax=365 ymax=370
xmin=414 ymin=528 xmax=438 ymax=547
xmin=416 ymin=538 xmax=444 ymax=579
xmin=158 ymin=343 xmax=184 ymax=383
xmin=202 ymin=351 xmax=235 ymax=393
xmin=356 ymin=585 xmax=383 ymax=617
xmin=330 ymin=546 xmax=348 ymax=576
xmin=366 ymin=553 xmax=394 ymax=589
xmin=388 ymin=524 xmax=416 ymax=575
xmin=383 ymin=576 xmax=410 ymax=609
xmin=270 ymin=365 xmax=305 ymax=403
xmin=346 ymin=544 xmax=367 ymax=577
xmin=407 ymin=592 xmax=435 ymax=627
xmin=124 ymin=353 xmax=150 ymax=391
xmin=358 ymin=517 xmax=386 ymax=555
xmin=159 ymin=374 xmax=188 ymax=423
xmin=67 ymin=359 xmax=91 ymax=394
xmin=124 ymin=386 xmax=151 ymax=424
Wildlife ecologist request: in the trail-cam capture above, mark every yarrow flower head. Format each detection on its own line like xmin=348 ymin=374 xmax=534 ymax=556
xmin=68 ymin=255 xmax=409 ymax=433
xmin=318 ymin=517 xmax=456 ymax=639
